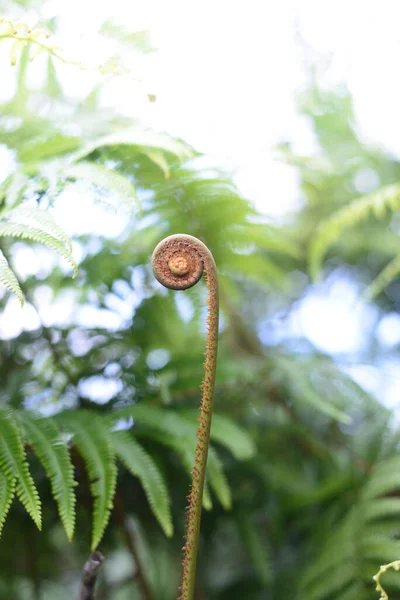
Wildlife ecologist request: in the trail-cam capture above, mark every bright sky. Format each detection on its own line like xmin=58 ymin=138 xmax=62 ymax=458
xmin=2 ymin=0 xmax=400 ymax=409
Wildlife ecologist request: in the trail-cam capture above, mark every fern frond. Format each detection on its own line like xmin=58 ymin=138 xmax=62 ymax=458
xmin=65 ymin=162 xmax=139 ymax=211
xmin=0 ymin=410 xmax=41 ymax=529
xmin=56 ymin=411 xmax=117 ymax=549
xmin=9 ymin=206 xmax=72 ymax=251
xmin=363 ymin=254 xmax=400 ymax=301
xmin=0 ymin=249 xmax=24 ymax=305
xmin=0 ymin=172 xmax=29 ymax=210
xmin=236 ymin=510 xmax=272 ymax=586
xmin=0 ymin=222 xmax=77 ymax=277
xmin=0 ymin=471 xmax=15 ymax=537
xmin=181 ymin=410 xmax=256 ymax=460
xmin=111 ymin=430 xmax=173 ymax=537
xmin=272 ymin=355 xmax=352 ymax=424
xmin=139 ymin=429 xmax=213 ymax=510
xmin=17 ymin=412 xmax=76 ymax=540
xmin=113 ymin=405 xmax=196 ymax=439
xmin=141 ymin=149 xmax=170 ymax=178
xmin=71 ymin=128 xmax=192 ymax=163
xmin=309 ymin=183 xmax=400 ymax=279
xmin=207 ymin=447 xmax=232 ymax=510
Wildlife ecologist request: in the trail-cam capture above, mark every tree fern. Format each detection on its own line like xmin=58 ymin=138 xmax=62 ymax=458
xmin=17 ymin=412 xmax=76 ymax=541
xmin=110 ymin=430 xmax=173 ymax=537
xmin=0 ymin=409 xmax=41 ymax=530
xmin=55 ymin=411 xmax=117 ymax=550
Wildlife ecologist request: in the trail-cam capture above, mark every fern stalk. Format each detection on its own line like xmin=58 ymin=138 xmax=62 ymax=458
xmin=152 ymin=234 xmax=219 ymax=600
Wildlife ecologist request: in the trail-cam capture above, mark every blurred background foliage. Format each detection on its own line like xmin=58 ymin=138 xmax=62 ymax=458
xmin=1 ymin=2 xmax=400 ymax=600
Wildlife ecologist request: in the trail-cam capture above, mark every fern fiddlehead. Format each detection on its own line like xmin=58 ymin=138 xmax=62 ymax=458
xmin=152 ymin=234 xmax=219 ymax=600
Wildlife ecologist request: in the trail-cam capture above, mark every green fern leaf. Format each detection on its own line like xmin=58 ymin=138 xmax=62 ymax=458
xmin=17 ymin=412 xmax=76 ymax=540
xmin=141 ymin=149 xmax=170 ymax=178
xmin=56 ymin=411 xmax=117 ymax=549
xmin=0 ymin=172 xmax=29 ymax=210
xmin=111 ymin=430 xmax=173 ymax=537
xmin=363 ymin=254 xmax=400 ymax=301
xmin=139 ymin=429 xmax=213 ymax=510
xmin=309 ymin=183 xmax=400 ymax=279
xmin=0 ymin=222 xmax=77 ymax=277
xmin=9 ymin=205 xmax=72 ymax=251
xmin=0 ymin=410 xmax=41 ymax=529
xmin=181 ymin=410 xmax=256 ymax=460
xmin=70 ymin=128 xmax=192 ymax=163
xmin=0 ymin=471 xmax=15 ymax=537
xmin=0 ymin=249 xmax=24 ymax=305
xmin=65 ymin=162 xmax=139 ymax=211
xmin=207 ymin=447 xmax=232 ymax=510
xmin=236 ymin=510 xmax=272 ymax=585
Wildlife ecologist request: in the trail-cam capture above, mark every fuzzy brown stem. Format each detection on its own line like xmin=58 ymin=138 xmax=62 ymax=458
xmin=152 ymin=234 xmax=219 ymax=600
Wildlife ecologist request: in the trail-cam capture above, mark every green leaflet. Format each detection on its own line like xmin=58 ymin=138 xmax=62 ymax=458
xmin=309 ymin=182 xmax=400 ymax=280
xmin=0 ymin=222 xmax=77 ymax=277
xmin=0 ymin=250 xmax=24 ymax=305
xmin=180 ymin=410 xmax=256 ymax=460
xmin=0 ymin=471 xmax=15 ymax=537
xmin=70 ymin=127 xmax=192 ymax=163
xmin=207 ymin=447 xmax=232 ymax=510
xmin=56 ymin=411 xmax=117 ymax=550
xmin=0 ymin=410 xmax=41 ymax=530
xmin=140 ymin=429 xmax=213 ymax=510
xmin=17 ymin=412 xmax=76 ymax=541
xmin=9 ymin=206 xmax=72 ymax=252
xmin=64 ymin=162 xmax=139 ymax=211
xmin=111 ymin=430 xmax=173 ymax=537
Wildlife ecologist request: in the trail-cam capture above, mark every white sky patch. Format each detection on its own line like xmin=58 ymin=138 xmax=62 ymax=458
xmin=293 ymin=278 xmax=378 ymax=355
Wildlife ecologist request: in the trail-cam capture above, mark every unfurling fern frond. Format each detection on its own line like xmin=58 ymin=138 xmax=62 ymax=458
xmin=64 ymin=162 xmax=139 ymax=211
xmin=17 ymin=412 xmax=76 ymax=540
xmin=0 ymin=409 xmax=41 ymax=529
xmin=110 ymin=430 xmax=173 ymax=537
xmin=309 ymin=183 xmax=400 ymax=279
xmin=55 ymin=411 xmax=117 ymax=550
xmin=0 ymin=249 xmax=24 ymax=305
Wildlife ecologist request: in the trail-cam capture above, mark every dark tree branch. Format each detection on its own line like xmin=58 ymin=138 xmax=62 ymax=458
xmin=78 ymin=552 xmax=105 ymax=600
xmin=114 ymin=493 xmax=153 ymax=600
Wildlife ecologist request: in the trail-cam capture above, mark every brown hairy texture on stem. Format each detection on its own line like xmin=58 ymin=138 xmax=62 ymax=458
xmin=152 ymin=234 xmax=219 ymax=600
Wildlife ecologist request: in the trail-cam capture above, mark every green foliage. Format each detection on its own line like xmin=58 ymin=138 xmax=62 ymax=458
xmin=111 ymin=430 xmax=172 ymax=537
xmin=0 ymin=409 xmax=41 ymax=530
xmin=1 ymin=15 xmax=400 ymax=599
xmin=0 ymin=406 xmax=253 ymax=555
xmin=17 ymin=411 xmax=76 ymax=540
